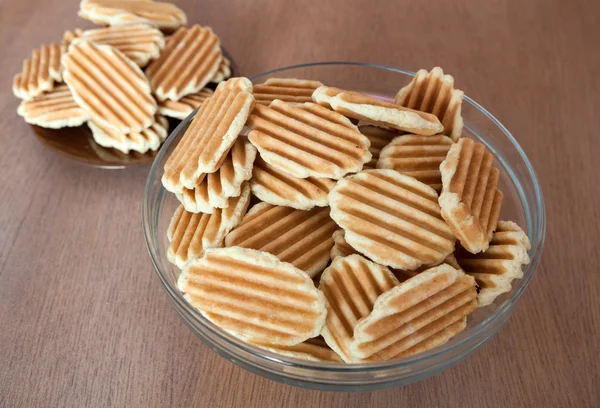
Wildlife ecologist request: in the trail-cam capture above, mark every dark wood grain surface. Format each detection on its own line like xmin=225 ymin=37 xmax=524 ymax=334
xmin=1 ymin=0 xmax=598 ymax=407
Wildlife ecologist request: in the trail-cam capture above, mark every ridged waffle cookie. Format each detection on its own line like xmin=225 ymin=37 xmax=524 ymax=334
xmin=225 ymin=202 xmax=339 ymax=277
xmin=158 ymin=88 xmax=214 ymax=120
xmin=312 ymin=87 xmax=443 ymax=135
xmin=62 ymin=41 xmax=157 ymax=134
xmin=319 ymin=254 xmax=400 ymax=362
xmin=439 ymin=137 xmax=503 ymax=253
xmin=247 ymin=100 xmax=371 ymax=179
xmin=178 ymin=138 xmax=257 ymax=213
xmin=88 ymin=115 xmax=168 ymax=154
xmin=351 ymin=264 xmax=477 ymax=361
xmin=253 ymin=78 xmax=324 ymax=105
xmin=162 ymin=78 xmax=255 ymax=192
xmin=330 ymin=230 xmax=358 ymax=260
xmin=395 ymin=67 xmax=464 ymax=141
xmin=75 ymin=24 xmax=164 ymax=67
xmin=329 ymin=169 xmax=456 ymax=270
xmin=252 ymin=337 xmax=342 ymax=362
xmin=167 ymin=184 xmax=250 ymax=268
xmin=250 ymin=156 xmax=335 ymax=210
xmin=377 ymin=134 xmax=453 ymax=191
xmin=211 ymin=56 xmax=232 ymax=83
xmin=62 ymin=28 xmax=83 ymax=47
xmin=455 ymin=220 xmax=530 ymax=306
xmin=146 ymin=25 xmax=222 ymax=101
xmin=79 ymin=0 xmax=187 ymax=31
xmin=17 ymin=85 xmax=88 ymax=128
xmin=178 ymin=247 xmax=327 ymax=345
xmin=358 ymin=125 xmax=398 ymax=169
xmin=13 ymin=43 xmax=64 ymax=100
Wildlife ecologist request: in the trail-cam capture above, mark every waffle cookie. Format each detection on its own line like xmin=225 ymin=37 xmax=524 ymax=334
xmin=312 ymin=87 xmax=443 ymax=135
xmin=253 ymin=78 xmax=324 ymax=105
xmin=246 ymin=101 xmax=371 ymax=179
xmin=439 ymin=138 xmax=503 ymax=253
xmin=250 ymin=156 xmax=335 ymax=210
xmin=88 ymin=115 xmax=168 ymax=154
xmin=146 ymin=25 xmax=222 ymax=101
xmin=178 ymin=138 xmax=257 ymax=213
xmin=211 ymin=56 xmax=232 ymax=83
xmin=62 ymin=28 xmax=83 ymax=47
xmin=358 ymin=125 xmax=398 ymax=169
xmin=351 ymin=264 xmax=477 ymax=361
xmin=167 ymin=184 xmax=250 ymax=268
xmin=17 ymin=85 xmax=88 ymax=128
xmin=330 ymin=230 xmax=358 ymax=260
xmin=319 ymin=254 xmax=400 ymax=362
xmin=178 ymin=247 xmax=327 ymax=345
xmin=162 ymin=78 xmax=254 ymax=192
xmin=328 ymin=230 xmax=458 ymax=283
xmin=395 ymin=67 xmax=464 ymax=141
xmin=79 ymin=0 xmax=187 ymax=31
xmin=62 ymin=41 xmax=157 ymax=134
xmin=377 ymin=134 xmax=453 ymax=191
xmin=224 ymin=203 xmax=339 ymax=277
xmin=158 ymin=88 xmax=213 ymax=120
xmin=252 ymin=337 xmax=342 ymax=362
xmin=455 ymin=221 xmax=531 ymax=307
xmin=75 ymin=24 xmax=164 ymax=67
xmin=329 ymin=169 xmax=456 ymax=270
xmin=13 ymin=43 xmax=64 ymax=100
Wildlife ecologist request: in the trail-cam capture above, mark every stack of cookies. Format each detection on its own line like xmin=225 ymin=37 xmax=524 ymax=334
xmin=164 ymin=69 xmax=532 ymax=363
xmin=13 ymin=0 xmax=232 ymax=154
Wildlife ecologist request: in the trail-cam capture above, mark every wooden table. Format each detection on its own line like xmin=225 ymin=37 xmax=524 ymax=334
xmin=1 ymin=0 xmax=598 ymax=406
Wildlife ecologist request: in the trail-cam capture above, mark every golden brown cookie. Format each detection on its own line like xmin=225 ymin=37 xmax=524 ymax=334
xmin=88 ymin=115 xmax=168 ymax=154
xmin=358 ymin=125 xmax=398 ymax=168
xmin=13 ymin=43 xmax=64 ymax=100
xmin=225 ymin=202 xmax=339 ymax=277
xmin=79 ymin=0 xmax=186 ymax=31
xmin=251 ymin=337 xmax=342 ymax=362
xmin=178 ymin=247 xmax=327 ymax=345
xmin=395 ymin=67 xmax=464 ymax=141
xmin=250 ymin=156 xmax=335 ymax=210
xmin=178 ymin=137 xmax=256 ymax=213
xmin=146 ymin=25 xmax=222 ymax=101
xmin=211 ymin=56 xmax=232 ymax=83
xmin=167 ymin=184 xmax=250 ymax=268
xmin=329 ymin=169 xmax=456 ymax=270
xmin=313 ymin=87 xmax=443 ymax=135
xmin=253 ymin=78 xmax=324 ymax=105
xmin=62 ymin=41 xmax=157 ymax=133
xmin=17 ymin=85 xmax=88 ymax=128
xmin=246 ymin=101 xmax=371 ymax=179
xmin=351 ymin=264 xmax=477 ymax=361
xmin=75 ymin=24 xmax=164 ymax=67
xmin=319 ymin=254 xmax=399 ymax=362
xmin=162 ymin=78 xmax=254 ymax=192
xmin=157 ymin=88 xmax=213 ymax=120
xmin=439 ymin=138 xmax=503 ymax=253
xmin=455 ymin=220 xmax=530 ymax=306
xmin=377 ymin=134 xmax=453 ymax=191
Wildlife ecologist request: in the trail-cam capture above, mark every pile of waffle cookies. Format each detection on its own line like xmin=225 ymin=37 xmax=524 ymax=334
xmin=164 ymin=68 xmax=532 ymax=363
xmin=12 ymin=0 xmax=232 ymax=154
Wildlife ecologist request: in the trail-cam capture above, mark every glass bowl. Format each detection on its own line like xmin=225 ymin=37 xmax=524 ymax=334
xmin=142 ymin=62 xmax=545 ymax=391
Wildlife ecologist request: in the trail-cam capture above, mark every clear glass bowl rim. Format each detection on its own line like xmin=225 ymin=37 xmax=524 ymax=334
xmin=142 ymin=61 xmax=546 ymax=375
